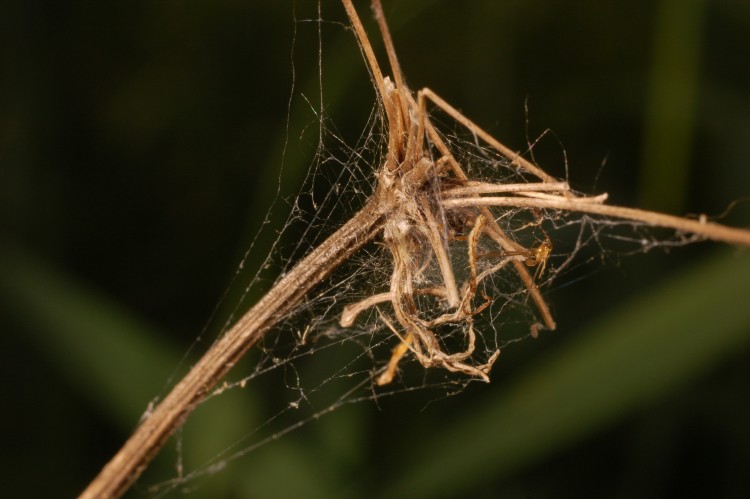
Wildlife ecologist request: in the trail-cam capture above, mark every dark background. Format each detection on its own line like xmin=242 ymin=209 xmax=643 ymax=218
xmin=2 ymin=0 xmax=750 ymax=497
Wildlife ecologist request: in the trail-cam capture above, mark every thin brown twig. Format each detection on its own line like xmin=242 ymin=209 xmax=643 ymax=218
xmin=442 ymin=196 xmax=750 ymax=246
xmin=80 ymin=199 xmax=384 ymax=498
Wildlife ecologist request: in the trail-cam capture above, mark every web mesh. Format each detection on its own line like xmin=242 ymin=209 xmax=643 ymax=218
xmin=143 ymin=2 xmax=726 ymax=495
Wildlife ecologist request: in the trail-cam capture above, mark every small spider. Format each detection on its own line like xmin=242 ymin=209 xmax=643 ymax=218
xmin=523 ymin=239 xmax=552 ymax=279
xmin=479 ymin=238 xmax=553 ymax=281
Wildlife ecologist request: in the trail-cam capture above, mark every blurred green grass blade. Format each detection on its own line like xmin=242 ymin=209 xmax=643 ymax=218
xmin=639 ymin=0 xmax=707 ymax=212
xmin=386 ymin=250 xmax=750 ymax=497
xmin=0 ymin=244 xmax=340 ymax=497
xmin=0 ymin=245 xmax=179 ymax=426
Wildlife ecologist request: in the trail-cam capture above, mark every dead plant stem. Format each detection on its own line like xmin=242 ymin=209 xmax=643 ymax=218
xmin=443 ymin=196 xmax=750 ymax=246
xmin=80 ymin=198 xmax=384 ymax=498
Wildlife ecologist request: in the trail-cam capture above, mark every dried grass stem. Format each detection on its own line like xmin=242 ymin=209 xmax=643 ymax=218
xmin=81 ymin=199 xmax=384 ymax=498
xmin=443 ymin=196 xmax=750 ymax=246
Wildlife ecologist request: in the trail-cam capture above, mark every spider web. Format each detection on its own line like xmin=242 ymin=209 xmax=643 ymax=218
xmin=141 ymin=3 xmax=705 ymax=496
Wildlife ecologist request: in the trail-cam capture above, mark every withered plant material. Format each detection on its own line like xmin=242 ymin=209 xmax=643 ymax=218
xmin=82 ymin=1 xmax=750 ymax=497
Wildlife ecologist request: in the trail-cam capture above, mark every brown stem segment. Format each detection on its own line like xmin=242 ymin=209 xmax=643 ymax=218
xmin=81 ymin=199 xmax=384 ymax=498
xmin=443 ymin=196 xmax=750 ymax=247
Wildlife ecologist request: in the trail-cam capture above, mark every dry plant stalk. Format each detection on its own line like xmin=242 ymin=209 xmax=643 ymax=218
xmin=81 ymin=1 xmax=750 ymax=497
